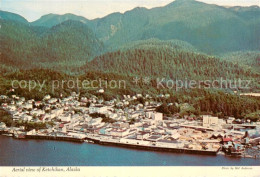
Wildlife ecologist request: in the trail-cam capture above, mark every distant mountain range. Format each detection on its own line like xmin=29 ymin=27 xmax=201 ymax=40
xmin=0 ymin=0 xmax=259 ymax=76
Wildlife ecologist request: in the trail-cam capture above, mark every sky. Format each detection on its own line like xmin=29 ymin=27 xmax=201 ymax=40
xmin=1 ymin=0 xmax=259 ymax=22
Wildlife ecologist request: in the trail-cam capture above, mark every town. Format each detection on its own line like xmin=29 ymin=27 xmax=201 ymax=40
xmin=0 ymin=89 xmax=260 ymax=158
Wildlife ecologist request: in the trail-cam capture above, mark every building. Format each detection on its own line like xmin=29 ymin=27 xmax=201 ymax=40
xmin=59 ymin=113 xmax=71 ymax=122
xmin=146 ymin=112 xmax=163 ymax=121
xmin=136 ymin=131 xmax=150 ymax=140
xmin=152 ymin=112 xmax=163 ymax=121
xmin=0 ymin=122 xmax=6 ymax=129
xmin=203 ymin=115 xmax=218 ymax=127
xmin=110 ymin=128 xmax=130 ymax=137
xmin=89 ymin=105 xmax=108 ymax=114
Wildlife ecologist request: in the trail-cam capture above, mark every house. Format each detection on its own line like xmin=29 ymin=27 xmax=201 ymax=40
xmin=30 ymin=109 xmax=45 ymax=116
xmin=58 ymin=124 xmax=67 ymax=133
xmin=23 ymin=103 xmax=33 ymax=109
xmin=116 ymin=102 xmax=124 ymax=107
xmin=147 ymin=135 xmax=162 ymax=142
xmin=16 ymin=101 xmax=23 ymax=106
xmin=0 ymin=122 xmax=6 ymax=129
xmin=84 ymin=116 xmax=92 ymax=123
xmin=112 ymin=122 xmax=130 ymax=129
xmin=48 ymin=98 xmax=58 ymax=104
xmin=44 ymin=95 xmax=51 ymax=100
xmin=1 ymin=103 xmax=7 ymax=108
xmin=11 ymin=95 xmax=16 ymax=99
xmin=136 ymin=94 xmax=142 ymax=98
xmin=136 ymin=131 xmax=150 ymax=140
xmin=0 ymin=95 xmax=8 ymax=99
xmin=51 ymin=108 xmax=64 ymax=117
xmin=89 ymin=105 xmax=108 ymax=114
xmin=203 ymin=115 xmax=218 ymax=127
xmin=45 ymin=113 xmax=56 ymax=120
xmin=21 ymin=114 xmax=33 ymax=121
xmin=146 ymin=111 xmax=163 ymax=121
xmin=81 ymin=97 xmax=88 ymax=103
xmin=165 ymin=94 xmax=170 ymax=98
xmin=227 ymin=117 xmax=235 ymax=124
xmin=8 ymin=105 xmax=17 ymax=111
xmin=130 ymin=112 xmax=141 ymax=119
xmin=88 ymin=118 xmax=103 ymax=126
xmin=59 ymin=113 xmax=71 ymax=122
xmin=35 ymin=101 xmax=42 ymax=107
xmin=99 ymin=128 xmax=112 ymax=135
xmin=110 ymin=128 xmax=130 ymax=137
xmin=152 ymin=112 xmax=163 ymax=121
xmin=98 ymin=89 xmax=104 ymax=93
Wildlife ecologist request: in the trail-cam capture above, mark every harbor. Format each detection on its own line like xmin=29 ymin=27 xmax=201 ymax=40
xmin=0 ymin=135 xmax=259 ymax=166
xmin=1 ymin=92 xmax=260 ymax=162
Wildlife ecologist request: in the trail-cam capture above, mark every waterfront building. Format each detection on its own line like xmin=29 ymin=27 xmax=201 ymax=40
xmin=203 ymin=115 xmax=218 ymax=127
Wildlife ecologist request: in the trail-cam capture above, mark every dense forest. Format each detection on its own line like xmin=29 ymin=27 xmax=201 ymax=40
xmin=0 ymin=19 xmax=104 ymax=70
xmin=83 ymin=46 xmax=260 ymax=91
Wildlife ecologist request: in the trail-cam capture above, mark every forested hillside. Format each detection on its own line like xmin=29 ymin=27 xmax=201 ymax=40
xmin=0 ymin=19 xmax=104 ymax=70
xmin=83 ymin=47 xmax=260 ymax=89
xmin=221 ymin=51 xmax=260 ymax=73
xmin=84 ymin=0 xmax=260 ymax=54
xmin=28 ymin=0 xmax=260 ymax=54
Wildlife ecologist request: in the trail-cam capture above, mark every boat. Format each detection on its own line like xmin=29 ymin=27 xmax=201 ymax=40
xmin=14 ymin=134 xmax=26 ymax=139
xmin=222 ymin=144 xmax=244 ymax=157
xmin=2 ymin=133 xmax=13 ymax=137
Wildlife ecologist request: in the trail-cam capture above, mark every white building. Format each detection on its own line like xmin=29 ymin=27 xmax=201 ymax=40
xmin=203 ymin=115 xmax=219 ymax=127
xmin=30 ymin=109 xmax=45 ymax=116
xmin=23 ymin=103 xmax=33 ymax=109
xmin=152 ymin=112 xmax=163 ymax=121
xmin=0 ymin=122 xmax=6 ymax=129
xmin=89 ymin=105 xmax=108 ymax=114
xmin=110 ymin=128 xmax=130 ymax=137
xmin=88 ymin=118 xmax=103 ymax=126
xmin=227 ymin=117 xmax=235 ymax=124
xmin=21 ymin=114 xmax=33 ymax=121
xmin=51 ymin=108 xmax=64 ymax=117
xmin=59 ymin=114 xmax=71 ymax=122
xmin=48 ymin=98 xmax=58 ymax=104
xmin=44 ymin=95 xmax=51 ymax=100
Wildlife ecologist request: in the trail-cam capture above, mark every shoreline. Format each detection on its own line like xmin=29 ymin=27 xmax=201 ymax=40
xmin=0 ymin=133 xmax=220 ymax=156
xmin=1 ymin=134 xmax=259 ymax=161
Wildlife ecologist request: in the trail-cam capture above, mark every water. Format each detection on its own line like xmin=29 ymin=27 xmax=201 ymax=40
xmin=0 ymin=136 xmax=259 ymax=166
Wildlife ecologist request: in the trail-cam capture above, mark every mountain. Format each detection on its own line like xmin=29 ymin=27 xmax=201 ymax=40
xmin=0 ymin=19 xmax=104 ymax=70
xmin=31 ymin=13 xmax=90 ymax=28
xmin=6 ymin=0 xmax=259 ymax=54
xmin=0 ymin=0 xmax=259 ymax=71
xmin=40 ymin=20 xmax=104 ymax=65
xmin=0 ymin=10 xmax=28 ymax=23
xmin=229 ymin=6 xmax=260 ymax=21
xmin=87 ymin=0 xmax=260 ymax=54
xmin=82 ymin=44 xmax=260 ymax=90
xmin=0 ymin=19 xmax=40 ymax=68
